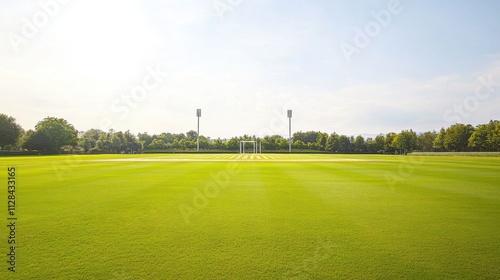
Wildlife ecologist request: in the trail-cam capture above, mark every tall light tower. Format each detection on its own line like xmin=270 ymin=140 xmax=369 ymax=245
xmin=196 ymin=109 xmax=201 ymax=151
xmin=287 ymin=109 xmax=292 ymax=153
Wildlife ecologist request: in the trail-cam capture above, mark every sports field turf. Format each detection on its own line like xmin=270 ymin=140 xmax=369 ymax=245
xmin=1 ymin=154 xmax=499 ymax=279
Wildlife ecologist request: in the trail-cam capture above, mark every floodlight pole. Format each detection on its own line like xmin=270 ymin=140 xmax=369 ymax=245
xmin=288 ymin=110 xmax=292 ymax=153
xmin=196 ymin=109 xmax=201 ymax=152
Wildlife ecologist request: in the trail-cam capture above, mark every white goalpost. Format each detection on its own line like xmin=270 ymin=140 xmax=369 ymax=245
xmin=239 ymin=141 xmax=262 ymax=154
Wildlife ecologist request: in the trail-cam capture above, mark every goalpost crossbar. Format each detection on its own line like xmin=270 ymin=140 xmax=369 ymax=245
xmin=239 ymin=141 xmax=262 ymax=154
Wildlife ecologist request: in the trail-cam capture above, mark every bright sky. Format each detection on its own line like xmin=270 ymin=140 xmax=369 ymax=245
xmin=1 ymin=0 xmax=499 ymax=138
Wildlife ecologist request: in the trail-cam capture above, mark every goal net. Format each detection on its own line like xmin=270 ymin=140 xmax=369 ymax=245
xmin=239 ymin=141 xmax=262 ymax=154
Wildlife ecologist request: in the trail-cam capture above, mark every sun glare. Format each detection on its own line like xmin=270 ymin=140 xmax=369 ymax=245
xmin=54 ymin=0 xmax=159 ymax=78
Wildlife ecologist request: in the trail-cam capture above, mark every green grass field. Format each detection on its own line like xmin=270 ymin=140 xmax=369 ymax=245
xmin=1 ymin=154 xmax=499 ymax=279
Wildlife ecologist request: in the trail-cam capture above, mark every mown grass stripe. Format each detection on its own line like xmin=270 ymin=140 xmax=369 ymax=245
xmin=2 ymin=154 xmax=499 ymax=279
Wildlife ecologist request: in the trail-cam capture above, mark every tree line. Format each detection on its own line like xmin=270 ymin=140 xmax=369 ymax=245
xmin=1 ymin=113 xmax=499 ymax=154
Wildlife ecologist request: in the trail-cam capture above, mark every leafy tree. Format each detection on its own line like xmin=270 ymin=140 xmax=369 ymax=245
xmin=124 ymin=131 xmax=142 ymax=152
xmin=262 ymin=135 xmax=286 ymax=150
xmin=468 ymin=124 xmax=490 ymax=151
xmin=184 ymin=138 xmax=196 ymax=150
xmin=278 ymin=137 xmax=290 ymax=150
xmin=365 ymin=137 xmax=375 ymax=153
xmin=337 ymin=135 xmax=351 ymax=153
xmin=325 ymin=133 xmax=339 ymax=152
xmin=292 ymin=140 xmax=306 ymax=149
xmin=175 ymin=133 xmax=186 ymax=141
xmin=306 ymin=142 xmax=320 ymax=150
xmin=78 ymin=129 xmax=103 ymax=152
xmin=186 ymin=130 xmax=198 ymax=141
xmin=110 ymin=132 xmax=122 ymax=153
xmin=444 ymin=123 xmax=474 ymax=152
xmin=492 ymin=121 xmax=500 ymax=151
xmin=353 ymin=135 xmax=365 ymax=153
xmin=160 ymin=133 xmax=176 ymax=144
xmin=138 ymin=132 xmax=153 ymax=147
xmin=0 ymin=114 xmax=23 ymax=150
xmin=392 ymin=130 xmax=418 ymax=154
xmin=316 ymin=132 xmax=328 ymax=151
xmin=21 ymin=130 xmax=46 ymax=152
xmin=198 ymin=136 xmax=210 ymax=149
xmin=261 ymin=136 xmax=274 ymax=150
xmin=170 ymin=139 xmax=180 ymax=149
xmin=384 ymin=132 xmax=397 ymax=154
xmin=468 ymin=120 xmax=499 ymax=151
xmin=373 ymin=134 xmax=385 ymax=153
xmin=226 ymin=137 xmax=239 ymax=150
xmin=293 ymin=131 xmax=320 ymax=144
xmin=22 ymin=117 xmax=77 ymax=153
xmin=418 ymin=131 xmax=437 ymax=152
xmin=96 ymin=132 xmax=112 ymax=152
xmin=433 ymin=128 xmax=446 ymax=151
xmin=148 ymin=139 xmax=166 ymax=150
xmin=212 ymin=138 xmax=225 ymax=150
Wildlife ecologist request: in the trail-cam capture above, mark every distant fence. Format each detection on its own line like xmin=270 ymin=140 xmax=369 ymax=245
xmin=408 ymin=152 xmax=500 ymax=157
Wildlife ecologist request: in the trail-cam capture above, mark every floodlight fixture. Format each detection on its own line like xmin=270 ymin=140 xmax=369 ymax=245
xmin=196 ymin=109 xmax=201 ymax=151
xmin=288 ymin=110 xmax=292 ymax=153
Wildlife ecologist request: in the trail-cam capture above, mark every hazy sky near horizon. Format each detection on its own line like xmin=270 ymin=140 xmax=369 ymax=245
xmin=1 ymin=0 xmax=499 ymax=138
